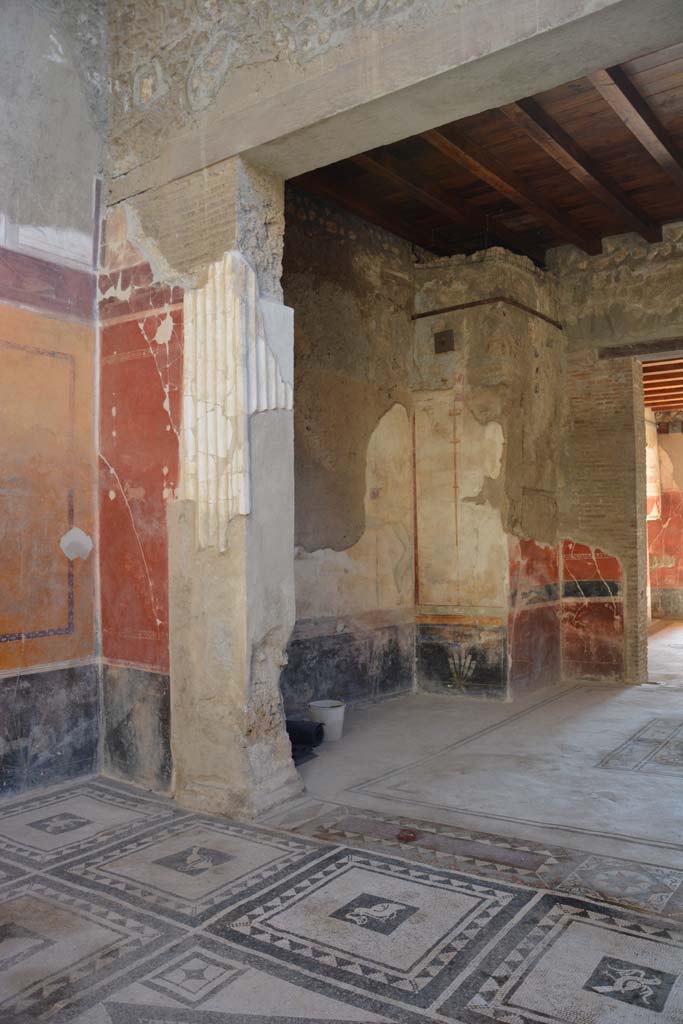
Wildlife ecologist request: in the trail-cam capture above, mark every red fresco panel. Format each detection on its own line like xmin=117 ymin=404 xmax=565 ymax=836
xmin=648 ymin=490 xmax=683 ymax=589
xmin=99 ymin=307 xmax=182 ymax=671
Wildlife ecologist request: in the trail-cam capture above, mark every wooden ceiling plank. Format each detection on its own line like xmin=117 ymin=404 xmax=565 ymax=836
xmin=643 ymin=364 xmax=683 ymax=376
xmin=351 ymin=152 xmax=546 ymax=263
xmin=421 ymin=127 xmax=602 ymax=254
xmin=589 ymin=66 xmax=683 ymax=191
xmin=642 ymin=365 xmax=683 ymax=376
xmin=643 ymin=376 xmax=683 ymax=388
xmin=643 ymin=356 xmax=683 ymax=367
xmin=499 ymin=98 xmax=662 ymax=242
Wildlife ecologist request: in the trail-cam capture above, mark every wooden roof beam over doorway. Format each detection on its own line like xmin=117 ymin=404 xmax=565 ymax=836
xmin=589 ymin=66 xmax=683 ymax=192
xmin=499 ymin=97 xmax=662 ymax=243
xmin=421 ymin=128 xmax=603 ymax=254
xmin=350 ymin=152 xmax=546 ymax=263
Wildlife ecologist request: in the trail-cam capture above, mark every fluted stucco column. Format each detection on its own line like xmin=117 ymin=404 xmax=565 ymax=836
xmin=168 ymin=251 xmax=302 ymax=816
xmin=145 ymin=159 xmax=304 ymax=817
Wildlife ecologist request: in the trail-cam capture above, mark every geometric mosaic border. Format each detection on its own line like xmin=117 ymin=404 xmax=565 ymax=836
xmin=288 ymin=807 xmax=683 ymax=921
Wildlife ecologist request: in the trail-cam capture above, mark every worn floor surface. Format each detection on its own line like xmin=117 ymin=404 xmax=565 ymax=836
xmin=648 ymin=618 xmax=683 ymax=683
xmin=273 ymin=683 xmax=683 ymax=868
xmin=2 ymin=682 xmax=683 ymax=1023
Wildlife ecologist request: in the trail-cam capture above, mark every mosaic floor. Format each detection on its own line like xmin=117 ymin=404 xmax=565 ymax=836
xmin=1 ymin=776 xmax=683 ymax=1023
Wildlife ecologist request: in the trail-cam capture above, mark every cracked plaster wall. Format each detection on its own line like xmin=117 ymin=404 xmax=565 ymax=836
xmin=282 ymin=203 xmax=570 ymax=705
xmin=550 ymin=224 xmax=683 ymax=349
xmin=412 ymin=249 xmax=564 ymax=698
xmin=281 ymin=190 xmax=415 ymax=710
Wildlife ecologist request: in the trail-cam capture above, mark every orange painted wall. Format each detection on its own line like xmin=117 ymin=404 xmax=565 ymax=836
xmin=0 ymin=301 xmax=95 ymax=670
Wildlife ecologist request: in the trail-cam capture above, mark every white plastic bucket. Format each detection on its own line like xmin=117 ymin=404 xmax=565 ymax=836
xmin=308 ymin=699 xmax=346 ymax=742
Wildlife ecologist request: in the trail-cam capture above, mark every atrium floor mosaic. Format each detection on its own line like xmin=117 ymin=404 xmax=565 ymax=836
xmin=1 ymin=775 xmax=682 ymax=1024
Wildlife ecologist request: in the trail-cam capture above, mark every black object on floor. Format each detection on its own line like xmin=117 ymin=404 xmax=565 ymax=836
xmin=291 ymin=745 xmax=318 ymax=766
xmin=286 ymin=720 xmax=324 ymax=746
xmin=286 ymin=719 xmax=324 ymax=766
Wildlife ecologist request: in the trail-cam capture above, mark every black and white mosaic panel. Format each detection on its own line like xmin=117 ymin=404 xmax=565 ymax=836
xmin=54 ymin=816 xmax=330 ymax=925
xmin=599 ymin=717 xmax=683 ymax=777
xmin=0 ymin=778 xmax=181 ymax=869
xmin=209 ymin=848 xmax=532 ymax=1009
xmin=67 ymin=933 xmax=394 ymax=1024
xmin=442 ymin=893 xmax=683 ymax=1022
xmin=0 ymin=877 xmax=182 ymax=1022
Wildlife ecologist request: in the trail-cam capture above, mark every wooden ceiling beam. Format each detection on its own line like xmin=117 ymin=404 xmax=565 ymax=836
xmin=421 ymin=127 xmax=602 ymax=254
xmin=499 ymin=98 xmax=662 ymax=243
xmin=600 ymin=338 xmax=683 ymax=359
xmin=589 ymin=66 xmax=683 ymax=191
xmin=644 ymin=391 xmax=683 ymax=401
xmin=351 ymin=152 xmax=546 ymax=263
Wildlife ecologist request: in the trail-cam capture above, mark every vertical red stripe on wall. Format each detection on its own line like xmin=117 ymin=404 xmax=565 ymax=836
xmin=98 ymin=209 xmax=183 ymax=672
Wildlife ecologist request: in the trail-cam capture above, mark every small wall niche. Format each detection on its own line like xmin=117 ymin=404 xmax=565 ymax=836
xmin=433 ymin=328 xmax=455 ymax=354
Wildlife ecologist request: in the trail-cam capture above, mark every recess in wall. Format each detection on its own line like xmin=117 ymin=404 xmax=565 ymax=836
xmin=434 ymin=328 xmax=454 ymax=353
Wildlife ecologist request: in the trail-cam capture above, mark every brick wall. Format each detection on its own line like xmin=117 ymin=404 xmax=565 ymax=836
xmin=560 ymin=350 xmax=646 ymax=682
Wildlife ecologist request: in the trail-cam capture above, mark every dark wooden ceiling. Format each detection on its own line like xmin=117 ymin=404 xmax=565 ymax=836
xmin=290 ymin=43 xmax=683 ymax=264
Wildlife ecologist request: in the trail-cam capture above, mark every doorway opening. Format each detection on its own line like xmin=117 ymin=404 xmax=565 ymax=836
xmin=644 ymin=355 xmax=683 ymax=684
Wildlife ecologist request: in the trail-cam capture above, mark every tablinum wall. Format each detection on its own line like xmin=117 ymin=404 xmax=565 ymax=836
xmin=279 ymin=195 xmax=605 ymax=708
xmin=281 ymin=192 xmax=661 ymax=708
